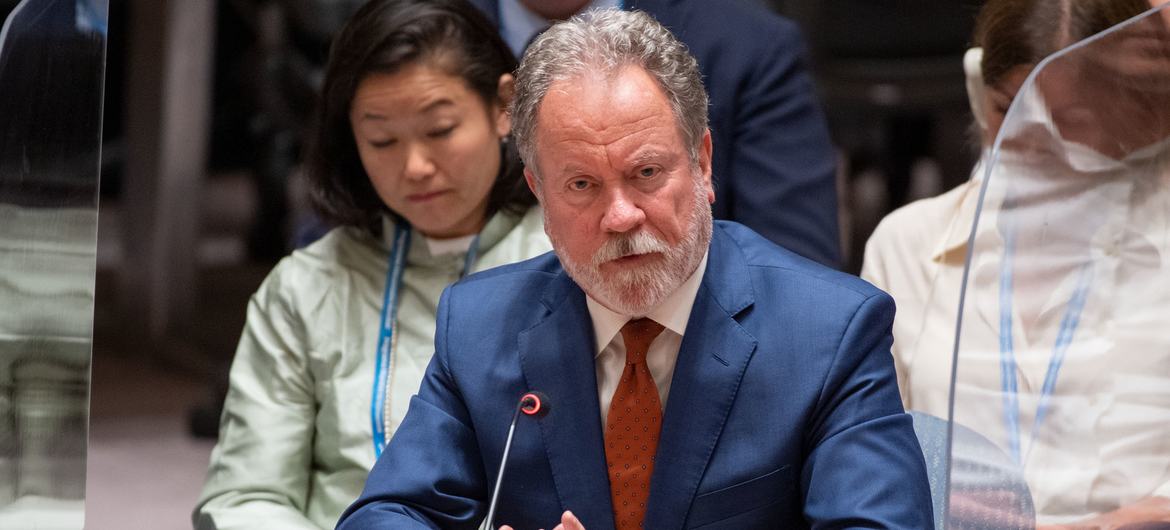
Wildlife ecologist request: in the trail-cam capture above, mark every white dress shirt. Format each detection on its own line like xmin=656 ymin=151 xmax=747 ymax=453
xmin=586 ymin=251 xmax=708 ymax=426
xmin=498 ymin=0 xmax=622 ymax=57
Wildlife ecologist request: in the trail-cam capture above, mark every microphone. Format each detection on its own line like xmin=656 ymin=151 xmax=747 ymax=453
xmin=485 ymin=391 xmax=549 ymax=529
xmin=519 ymin=391 xmax=548 ymax=417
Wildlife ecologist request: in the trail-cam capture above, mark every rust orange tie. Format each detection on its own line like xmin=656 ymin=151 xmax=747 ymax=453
xmin=605 ymin=318 xmax=666 ymax=530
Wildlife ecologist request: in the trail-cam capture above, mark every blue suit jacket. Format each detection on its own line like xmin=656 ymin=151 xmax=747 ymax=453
xmin=338 ymin=222 xmax=933 ymax=529
xmin=468 ymin=0 xmax=841 ymax=268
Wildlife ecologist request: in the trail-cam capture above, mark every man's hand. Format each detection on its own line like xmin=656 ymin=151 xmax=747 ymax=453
xmin=1037 ymin=496 xmax=1170 ymax=530
xmin=500 ymin=510 xmax=586 ymax=530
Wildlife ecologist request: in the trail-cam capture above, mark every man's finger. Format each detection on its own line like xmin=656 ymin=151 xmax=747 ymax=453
xmin=562 ymin=510 xmax=585 ymax=530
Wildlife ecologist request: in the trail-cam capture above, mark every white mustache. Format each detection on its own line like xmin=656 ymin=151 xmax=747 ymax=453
xmin=591 ymin=231 xmax=670 ymax=266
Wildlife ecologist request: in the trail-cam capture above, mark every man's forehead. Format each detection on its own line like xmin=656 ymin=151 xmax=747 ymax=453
xmin=544 ymin=65 xmax=666 ymax=105
xmin=535 ymin=66 xmax=677 ymax=141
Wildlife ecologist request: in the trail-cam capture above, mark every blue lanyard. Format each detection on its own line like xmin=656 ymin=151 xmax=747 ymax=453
xmin=998 ymin=227 xmax=1093 ymax=465
xmin=370 ymin=224 xmax=480 ymax=456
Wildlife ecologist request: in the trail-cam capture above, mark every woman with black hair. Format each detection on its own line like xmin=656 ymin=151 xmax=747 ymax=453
xmin=194 ymin=0 xmax=549 ymax=527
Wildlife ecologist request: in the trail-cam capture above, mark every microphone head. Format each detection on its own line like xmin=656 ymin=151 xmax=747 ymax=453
xmin=519 ymin=391 xmax=549 ymax=417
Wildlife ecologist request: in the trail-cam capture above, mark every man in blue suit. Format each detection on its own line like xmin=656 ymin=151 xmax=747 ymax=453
xmin=467 ymin=0 xmax=841 ymax=268
xmin=338 ymin=9 xmax=931 ymax=530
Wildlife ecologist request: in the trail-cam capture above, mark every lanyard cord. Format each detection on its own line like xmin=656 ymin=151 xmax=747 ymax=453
xmin=998 ymin=227 xmax=1093 ymax=465
xmin=371 ymin=223 xmax=410 ymax=457
xmin=371 ymin=223 xmax=480 ymax=456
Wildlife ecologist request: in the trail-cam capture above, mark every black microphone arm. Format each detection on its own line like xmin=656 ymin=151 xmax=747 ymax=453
xmin=484 ymin=391 xmax=548 ymax=529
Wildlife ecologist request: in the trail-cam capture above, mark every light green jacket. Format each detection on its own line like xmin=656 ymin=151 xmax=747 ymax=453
xmin=193 ymin=208 xmax=550 ymax=529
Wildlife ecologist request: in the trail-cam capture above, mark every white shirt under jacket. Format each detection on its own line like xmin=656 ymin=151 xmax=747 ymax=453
xmin=586 ymin=251 xmax=708 ymax=426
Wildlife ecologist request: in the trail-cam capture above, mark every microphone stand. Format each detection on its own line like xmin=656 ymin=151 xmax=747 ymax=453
xmin=486 ymin=390 xmax=545 ymax=526
xmin=483 ymin=392 xmax=546 ymax=529
xmin=485 ymin=396 xmax=529 ymax=529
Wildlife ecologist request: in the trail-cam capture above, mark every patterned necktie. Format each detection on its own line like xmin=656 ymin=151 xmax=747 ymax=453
xmin=605 ymin=318 xmax=666 ymax=530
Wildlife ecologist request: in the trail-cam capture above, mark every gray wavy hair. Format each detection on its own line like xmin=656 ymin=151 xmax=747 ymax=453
xmin=510 ymin=9 xmax=709 ymax=178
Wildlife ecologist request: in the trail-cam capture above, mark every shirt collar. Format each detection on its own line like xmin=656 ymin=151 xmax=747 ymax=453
xmin=935 ymin=117 xmax=1170 ymax=263
xmin=585 ymin=250 xmax=709 ymax=356
xmin=423 ymin=234 xmax=476 ymax=256
xmin=930 ymin=154 xmax=1007 ymax=263
xmin=381 ymin=208 xmax=527 ymax=265
xmin=929 ymin=174 xmax=984 ymax=262
xmin=498 ymin=0 xmax=622 ymax=57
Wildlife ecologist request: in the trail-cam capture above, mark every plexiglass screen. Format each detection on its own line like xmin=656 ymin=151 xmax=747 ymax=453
xmin=942 ymin=4 xmax=1170 ymax=528
xmin=0 ymin=0 xmax=107 ymax=528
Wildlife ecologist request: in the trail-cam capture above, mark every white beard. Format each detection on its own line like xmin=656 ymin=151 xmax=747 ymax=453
xmin=549 ymin=181 xmax=712 ymax=316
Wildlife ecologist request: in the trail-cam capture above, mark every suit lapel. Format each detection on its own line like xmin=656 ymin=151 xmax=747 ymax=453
xmin=644 ymin=226 xmax=757 ymax=529
xmin=518 ymin=274 xmax=616 ymax=530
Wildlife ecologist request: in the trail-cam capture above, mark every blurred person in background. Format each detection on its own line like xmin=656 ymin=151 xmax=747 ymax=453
xmin=863 ymin=0 xmax=1170 ymax=527
xmin=192 ymin=0 xmax=550 ymax=528
xmin=467 ymin=0 xmax=842 ymax=268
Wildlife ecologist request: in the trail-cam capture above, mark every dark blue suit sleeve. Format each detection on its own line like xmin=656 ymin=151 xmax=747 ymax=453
xmin=800 ymin=292 xmax=934 ymax=529
xmin=336 ymin=289 xmax=488 ymax=530
xmin=724 ymin=21 xmax=840 ymax=268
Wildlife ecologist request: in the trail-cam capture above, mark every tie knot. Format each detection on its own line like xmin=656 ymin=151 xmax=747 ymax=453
xmin=619 ymin=318 xmax=664 ymax=365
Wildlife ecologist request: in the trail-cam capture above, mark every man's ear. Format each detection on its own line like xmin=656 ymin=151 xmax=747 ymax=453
xmin=495 ymin=73 xmax=516 ymax=137
xmin=524 ymin=166 xmax=541 ymax=198
xmin=700 ymin=129 xmax=714 ymax=203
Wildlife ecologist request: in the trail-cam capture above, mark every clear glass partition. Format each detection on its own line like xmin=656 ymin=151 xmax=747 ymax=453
xmin=944 ymin=4 xmax=1170 ymax=528
xmin=0 ymin=0 xmax=107 ymax=528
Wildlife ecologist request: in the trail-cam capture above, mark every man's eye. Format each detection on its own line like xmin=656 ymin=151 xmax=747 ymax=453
xmin=638 ymin=167 xmax=658 ymax=178
xmin=568 ymin=179 xmax=591 ymax=191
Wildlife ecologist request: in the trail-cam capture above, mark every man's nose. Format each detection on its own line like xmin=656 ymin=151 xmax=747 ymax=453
xmin=599 ymin=188 xmax=646 ymax=233
xmin=403 ymin=142 xmax=436 ymax=181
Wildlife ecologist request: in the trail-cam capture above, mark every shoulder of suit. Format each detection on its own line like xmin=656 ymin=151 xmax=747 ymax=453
xmin=451 ymin=251 xmax=560 ymax=289
xmin=716 ymin=221 xmax=884 ymax=300
xmin=438 ymin=252 xmax=564 ymax=328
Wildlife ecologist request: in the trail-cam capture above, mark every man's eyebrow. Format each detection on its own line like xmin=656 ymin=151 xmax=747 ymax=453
xmin=629 ymin=149 xmax=667 ymax=165
xmin=556 ymin=162 xmax=590 ymax=177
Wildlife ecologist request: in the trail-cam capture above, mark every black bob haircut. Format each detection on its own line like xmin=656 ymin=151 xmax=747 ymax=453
xmin=306 ymin=0 xmax=535 ymax=231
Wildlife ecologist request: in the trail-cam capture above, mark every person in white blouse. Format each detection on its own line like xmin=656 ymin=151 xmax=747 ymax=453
xmin=863 ymin=0 xmax=1170 ymax=527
